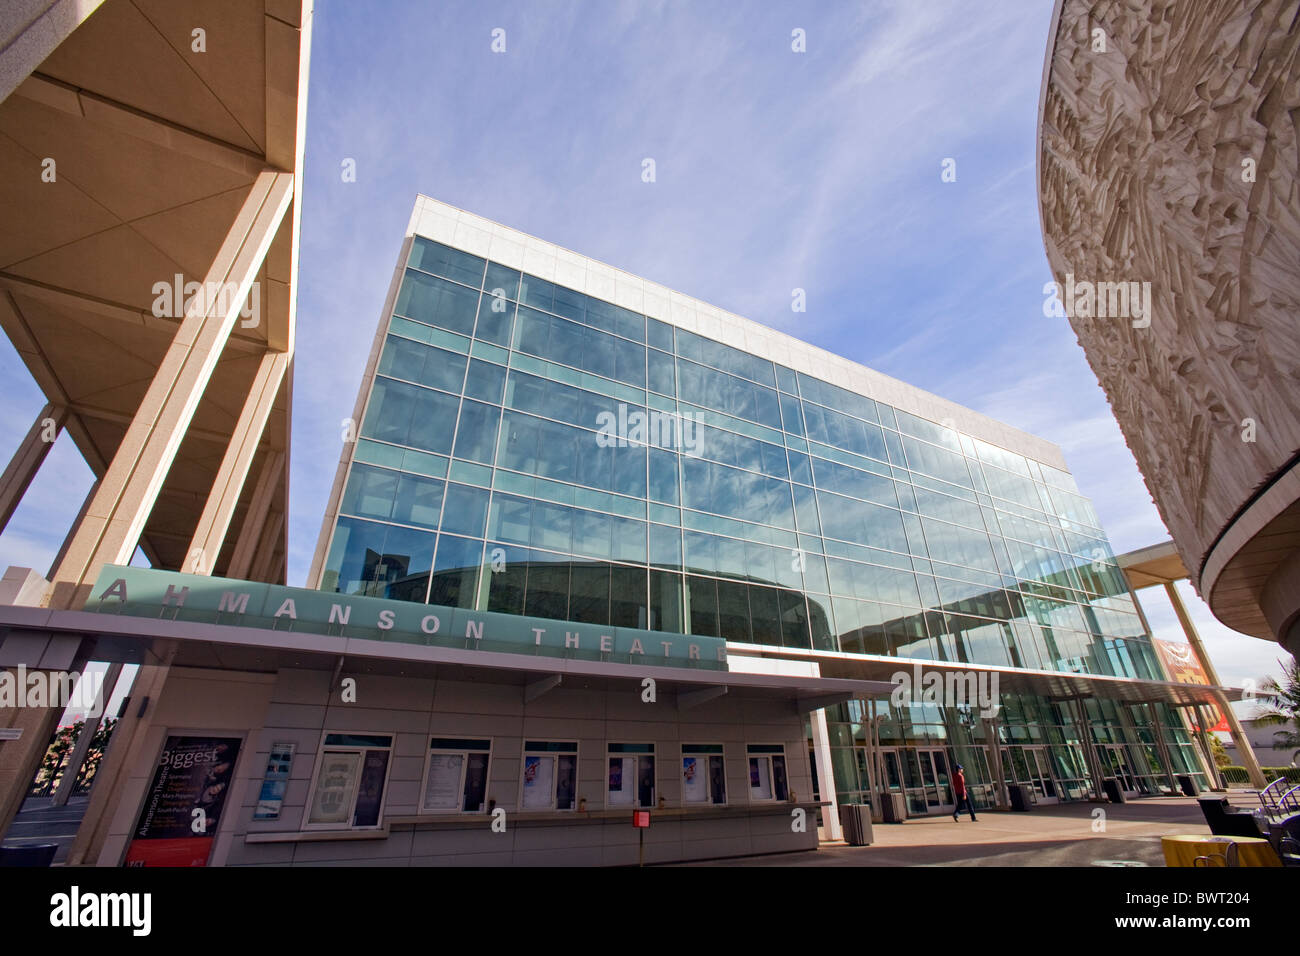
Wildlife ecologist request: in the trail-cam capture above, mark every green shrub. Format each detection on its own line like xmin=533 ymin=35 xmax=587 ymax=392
xmin=1220 ymin=765 xmax=1300 ymax=786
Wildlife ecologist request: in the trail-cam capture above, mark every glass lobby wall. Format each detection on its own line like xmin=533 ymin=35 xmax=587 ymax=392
xmin=820 ymin=696 xmax=1207 ymax=814
xmin=321 ymin=237 xmax=1163 ymax=682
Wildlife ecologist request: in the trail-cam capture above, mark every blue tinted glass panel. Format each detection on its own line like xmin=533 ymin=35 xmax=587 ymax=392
xmin=519 ymin=274 xmax=555 ymax=312
xmin=429 ymin=534 xmax=482 ymax=608
xmin=797 ymin=373 xmax=877 ymax=423
xmin=378 ymin=334 xmax=467 ymax=394
xmin=395 ymin=270 xmax=480 ymax=336
xmin=392 ymin=473 xmax=445 ymax=529
xmin=675 ymin=359 xmax=781 ymax=430
xmin=648 ymin=349 xmax=675 ymax=395
xmin=675 ymin=328 xmax=775 ymax=387
xmin=473 ymin=294 xmax=516 ymax=347
xmin=453 ymin=400 xmax=501 ymax=464
xmin=440 ymin=484 xmax=490 ymax=538
xmin=340 ymin=463 xmax=398 ymax=523
xmin=408 ymin=237 xmax=485 ymax=287
xmin=361 ymin=377 xmax=459 ymax=454
xmin=464 ymin=360 xmax=507 ymax=404
xmin=680 ymin=457 xmax=794 ymax=529
xmin=647 ymin=317 xmax=674 ymax=352
xmin=484 ymin=262 xmax=520 ymax=300
xmin=324 ymin=516 xmax=433 ymax=602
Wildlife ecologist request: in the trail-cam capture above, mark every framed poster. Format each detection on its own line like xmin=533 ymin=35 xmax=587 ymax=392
xmin=608 ymin=756 xmax=635 ymax=806
xmin=682 ymin=757 xmax=707 ymax=803
xmin=309 ymin=751 xmax=361 ymax=824
xmin=124 ymin=735 xmax=242 ymax=867
xmin=423 ymin=753 xmax=464 ymax=810
xmin=522 ymin=755 xmax=554 ymax=809
xmin=253 ymin=742 xmax=294 ymax=821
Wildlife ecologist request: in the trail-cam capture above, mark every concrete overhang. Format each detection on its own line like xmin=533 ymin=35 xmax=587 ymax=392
xmin=0 ymin=0 xmax=311 ymax=579
xmin=1115 ymin=540 xmax=1188 ymax=590
xmin=0 ymin=605 xmax=895 ymax=711
xmin=726 ymin=642 xmax=1236 ymax=709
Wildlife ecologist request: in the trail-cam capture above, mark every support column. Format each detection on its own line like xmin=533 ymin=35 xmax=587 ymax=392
xmin=45 ymin=170 xmax=294 ymax=610
xmin=249 ymin=511 xmax=286 ymax=583
xmin=185 ymin=353 xmax=289 ymax=575
xmin=50 ymin=662 xmax=123 ymax=807
xmin=1163 ymin=582 xmax=1267 ymax=789
xmin=0 ymin=402 xmax=66 ymax=535
xmin=1193 ymin=704 xmax=1226 ymax=791
xmin=226 ymin=450 xmax=284 ymax=580
xmin=809 ymin=708 xmax=842 ymax=842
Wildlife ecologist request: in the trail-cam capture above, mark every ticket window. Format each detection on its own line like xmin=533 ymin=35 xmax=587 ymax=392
xmin=747 ymin=744 xmax=789 ymax=802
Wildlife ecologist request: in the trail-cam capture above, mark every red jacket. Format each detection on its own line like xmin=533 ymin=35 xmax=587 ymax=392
xmin=953 ymin=770 xmax=967 ymax=797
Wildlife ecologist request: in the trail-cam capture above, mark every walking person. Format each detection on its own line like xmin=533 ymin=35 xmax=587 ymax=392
xmin=951 ymin=764 xmax=977 ymax=822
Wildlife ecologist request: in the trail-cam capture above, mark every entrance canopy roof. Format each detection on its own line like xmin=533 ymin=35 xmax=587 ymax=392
xmin=1116 ymin=540 xmax=1190 ymax=590
xmin=726 ymin=643 xmax=1236 ymax=710
xmin=0 ymin=604 xmax=895 ymax=713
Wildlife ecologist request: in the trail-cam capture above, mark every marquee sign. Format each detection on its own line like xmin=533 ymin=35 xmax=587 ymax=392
xmin=86 ymin=566 xmax=728 ymax=670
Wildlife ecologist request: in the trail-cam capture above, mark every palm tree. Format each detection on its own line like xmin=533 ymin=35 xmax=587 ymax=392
xmin=1255 ymin=658 xmax=1300 ymax=759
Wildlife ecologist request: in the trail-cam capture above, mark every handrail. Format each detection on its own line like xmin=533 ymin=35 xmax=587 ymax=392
xmin=1281 ymin=784 xmax=1300 ymax=814
xmin=1260 ymin=777 xmax=1291 ymax=818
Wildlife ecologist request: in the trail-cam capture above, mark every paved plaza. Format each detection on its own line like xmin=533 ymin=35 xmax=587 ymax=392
xmin=676 ymin=793 xmax=1264 ymax=867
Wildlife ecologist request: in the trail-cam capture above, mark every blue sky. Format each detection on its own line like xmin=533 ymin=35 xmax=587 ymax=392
xmin=0 ymin=0 xmax=1285 ymax=698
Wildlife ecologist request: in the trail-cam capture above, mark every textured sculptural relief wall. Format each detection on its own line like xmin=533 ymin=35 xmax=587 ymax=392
xmin=1039 ymin=0 xmax=1300 ymax=592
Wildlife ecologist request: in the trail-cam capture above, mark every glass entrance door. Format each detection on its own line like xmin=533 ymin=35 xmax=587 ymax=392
xmin=1023 ymin=746 xmax=1059 ymax=804
xmin=916 ymin=748 xmax=955 ymax=815
xmin=879 ymin=747 xmax=954 ymax=815
xmin=1099 ymin=744 xmax=1139 ymax=794
xmin=1000 ymin=746 xmax=1060 ymax=805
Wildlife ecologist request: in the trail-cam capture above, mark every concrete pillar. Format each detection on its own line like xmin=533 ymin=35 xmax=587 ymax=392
xmin=186 ymin=353 xmax=289 ymax=575
xmin=1193 ymin=703 xmax=1226 ymax=791
xmin=45 ymin=170 xmax=294 ymax=611
xmin=809 ymin=708 xmax=842 ymax=841
xmin=50 ymin=662 xmax=123 ymax=806
xmin=0 ymin=172 xmax=293 ymax=846
xmin=249 ymin=510 xmax=286 ymax=583
xmin=0 ymin=402 xmax=66 ymax=535
xmin=225 ymin=450 xmax=284 ymax=580
xmin=1163 ymin=582 xmax=1268 ymax=789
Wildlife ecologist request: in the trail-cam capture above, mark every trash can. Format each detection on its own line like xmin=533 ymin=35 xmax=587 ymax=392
xmin=1008 ymin=784 xmax=1033 ymax=811
xmin=0 ymin=844 xmax=57 ymax=867
xmin=1103 ymin=778 xmax=1126 ymax=804
xmin=1176 ymin=774 xmax=1197 ymax=797
xmin=839 ymin=803 xmax=873 ymax=846
xmin=880 ymin=791 xmax=908 ymax=823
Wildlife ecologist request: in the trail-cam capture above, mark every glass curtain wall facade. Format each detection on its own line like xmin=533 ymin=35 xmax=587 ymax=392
xmin=320 ymin=234 xmax=1202 ymax=812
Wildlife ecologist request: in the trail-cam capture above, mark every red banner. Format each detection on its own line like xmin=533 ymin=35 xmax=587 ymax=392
xmin=1152 ymin=640 xmax=1229 ymax=732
